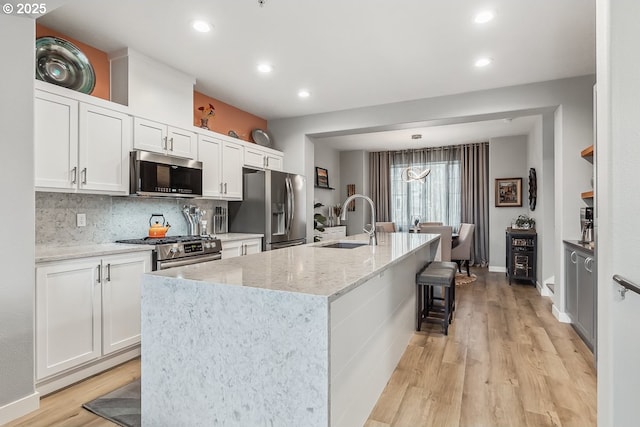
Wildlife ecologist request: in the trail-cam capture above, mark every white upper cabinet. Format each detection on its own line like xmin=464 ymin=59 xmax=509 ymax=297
xmin=79 ymin=103 xmax=131 ymax=193
xmin=34 ymin=86 xmax=131 ymax=195
xmin=133 ymin=117 xmax=196 ymax=159
xmin=244 ymin=144 xmax=284 ymax=171
xmin=198 ymin=134 xmax=243 ymax=200
xmin=35 ymin=90 xmax=79 ymax=191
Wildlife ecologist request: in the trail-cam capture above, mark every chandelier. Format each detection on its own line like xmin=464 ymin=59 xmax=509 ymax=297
xmin=401 ymin=167 xmax=431 ymax=183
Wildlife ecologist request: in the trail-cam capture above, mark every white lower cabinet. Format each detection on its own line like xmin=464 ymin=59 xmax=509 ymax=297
xmin=36 ymin=252 xmax=150 ymax=380
xmin=221 ymin=238 xmax=263 ymax=259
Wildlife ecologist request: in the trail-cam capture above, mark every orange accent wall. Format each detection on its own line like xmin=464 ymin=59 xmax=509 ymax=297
xmin=35 ymin=25 xmax=266 ymax=138
xmin=194 ymin=91 xmax=267 ymax=144
xmin=36 ymin=24 xmax=110 ymax=100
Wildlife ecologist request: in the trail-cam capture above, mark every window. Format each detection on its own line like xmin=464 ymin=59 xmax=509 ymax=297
xmin=390 ymin=159 xmax=461 ymax=231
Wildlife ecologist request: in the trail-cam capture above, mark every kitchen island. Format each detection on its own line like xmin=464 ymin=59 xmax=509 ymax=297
xmin=141 ymin=232 xmax=439 ymax=427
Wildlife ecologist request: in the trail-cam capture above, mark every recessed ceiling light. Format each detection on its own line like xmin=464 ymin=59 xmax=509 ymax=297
xmin=474 ymin=10 xmax=495 ymax=24
xmin=411 ymin=134 xmax=422 ymax=140
xmin=257 ymin=63 xmax=273 ymax=73
xmin=192 ymin=20 xmax=212 ymax=33
xmin=298 ymin=89 xmax=311 ymax=98
xmin=474 ymin=57 xmax=493 ymax=68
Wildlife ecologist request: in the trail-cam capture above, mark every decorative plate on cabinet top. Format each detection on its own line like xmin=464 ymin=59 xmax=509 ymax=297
xmin=35 ymin=36 xmax=96 ymax=94
xmin=252 ymin=129 xmax=272 ymax=147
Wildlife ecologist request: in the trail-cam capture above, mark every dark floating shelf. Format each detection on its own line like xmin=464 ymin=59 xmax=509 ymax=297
xmin=315 ymin=186 xmax=335 ymax=190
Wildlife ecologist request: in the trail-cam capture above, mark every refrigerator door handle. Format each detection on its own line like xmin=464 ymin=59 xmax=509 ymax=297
xmin=285 ymin=176 xmax=293 ymax=235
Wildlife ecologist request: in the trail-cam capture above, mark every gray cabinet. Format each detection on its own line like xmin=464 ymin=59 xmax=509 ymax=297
xmin=564 ymin=242 xmax=596 ymax=351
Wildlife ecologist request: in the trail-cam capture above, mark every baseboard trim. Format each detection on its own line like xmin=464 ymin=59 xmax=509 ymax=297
xmin=36 ymin=346 xmax=140 ymax=396
xmin=488 ymin=266 xmax=507 ymax=273
xmin=538 ymin=281 xmax=552 ymax=297
xmin=552 ymin=304 xmax=571 ymax=323
xmin=0 ymin=391 xmax=40 ymax=425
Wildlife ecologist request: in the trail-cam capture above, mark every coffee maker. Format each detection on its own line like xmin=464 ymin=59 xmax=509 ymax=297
xmin=580 ymin=207 xmax=594 ymax=243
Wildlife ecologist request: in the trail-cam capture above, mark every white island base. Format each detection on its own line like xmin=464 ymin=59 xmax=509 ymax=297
xmin=141 ymin=233 xmax=438 ymax=426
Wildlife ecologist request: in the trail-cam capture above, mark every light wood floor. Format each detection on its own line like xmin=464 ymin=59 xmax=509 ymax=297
xmin=7 ymin=268 xmax=596 ymax=427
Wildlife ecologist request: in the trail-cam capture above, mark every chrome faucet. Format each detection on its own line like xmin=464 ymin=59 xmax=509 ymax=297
xmin=341 ymin=194 xmax=377 ymax=246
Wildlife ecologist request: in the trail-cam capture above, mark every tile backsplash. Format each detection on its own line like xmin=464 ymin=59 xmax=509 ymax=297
xmin=36 ymin=192 xmax=226 ymax=246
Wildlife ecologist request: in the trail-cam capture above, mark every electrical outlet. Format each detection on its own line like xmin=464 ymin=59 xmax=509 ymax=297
xmin=77 ymin=213 xmax=86 ymax=227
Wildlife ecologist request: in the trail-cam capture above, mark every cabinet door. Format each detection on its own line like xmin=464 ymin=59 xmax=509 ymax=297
xmin=577 ymin=254 xmax=595 ymax=344
xmin=102 ymin=253 xmax=151 ymax=355
xmin=133 ymin=117 xmax=167 ymax=154
xmin=565 ymin=249 xmax=578 ymax=320
xmin=167 ymin=126 xmax=197 ymax=159
xmin=243 ymin=238 xmax=263 ymax=255
xmin=221 ymin=240 xmax=243 ymax=259
xmin=198 ymin=135 xmax=223 ymax=198
xmin=34 ymin=90 xmax=78 ymax=191
xmin=244 ymin=146 xmax=266 ymax=169
xmin=222 ymin=141 xmax=243 ymax=200
xmin=36 ymin=259 xmax=102 ymax=380
xmin=265 ymin=154 xmax=283 ymax=171
xmin=79 ymin=104 xmax=131 ymax=194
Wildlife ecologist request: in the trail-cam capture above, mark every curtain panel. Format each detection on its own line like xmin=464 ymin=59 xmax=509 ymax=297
xmin=460 ymin=143 xmax=490 ymax=266
xmin=388 ymin=146 xmax=461 ymax=231
xmin=369 ymin=151 xmax=392 ymax=221
xmin=369 ymin=142 xmax=490 ymax=267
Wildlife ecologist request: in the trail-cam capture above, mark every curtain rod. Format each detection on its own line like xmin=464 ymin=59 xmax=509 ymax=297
xmin=371 ymin=141 xmax=488 ymax=155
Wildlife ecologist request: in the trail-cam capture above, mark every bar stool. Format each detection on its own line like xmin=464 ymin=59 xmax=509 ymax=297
xmin=415 ymin=261 xmax=457 ymax=335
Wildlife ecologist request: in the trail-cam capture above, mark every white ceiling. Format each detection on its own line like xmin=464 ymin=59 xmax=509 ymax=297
xmin=38 ymin=0 xmax=595 ymax=123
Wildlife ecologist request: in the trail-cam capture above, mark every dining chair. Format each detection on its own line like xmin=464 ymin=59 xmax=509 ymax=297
xmin=418 ymin=225 xmax=452 ymax=261
xmin=375 ymin=222 xmax=396 ymax=232
xmin=451 ymin=223 xmax=476 ymax=276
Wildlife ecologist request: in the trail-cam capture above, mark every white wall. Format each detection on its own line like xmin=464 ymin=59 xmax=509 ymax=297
xmin=313 ymin=143 xmax=341 ymax=220
xmin=596 ymin=0 xmax=640 ymax=424
xmin=0 ymin=14 xmax=38 ymax=424
xmin=339 ymin=151 xmax=370 ymax=236
xmin=488 ymin=136 xmax=529 ymax=271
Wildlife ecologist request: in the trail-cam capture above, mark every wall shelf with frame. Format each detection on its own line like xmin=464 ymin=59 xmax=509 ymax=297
xmin=581 ymin=144 xmax=594 ymax=203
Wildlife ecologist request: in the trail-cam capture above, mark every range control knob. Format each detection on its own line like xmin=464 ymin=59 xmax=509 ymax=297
xmin=204 ymin=242 xmax=211 ymax=249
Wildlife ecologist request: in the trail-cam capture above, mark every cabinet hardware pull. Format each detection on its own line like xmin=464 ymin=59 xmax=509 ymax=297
xmin=81 ymin=168 xmax=87 ymax=184
xmin=584 ymin=257 xmax=593 ymax=273
xmin=106 ymin=263 xmax=111 ymax=282
xmin=97 ymin=264 xmax=101 ymax=283
xmin=71 ymin=166 xmax=77 ymax=184
xmin=170 ymin=137 xmax=174 ymax=151
xmin=220 ymin=182 xmax=223 ymax=194
xmin=224 ymin=183 xmax=227 ymax=194
xmin=163 ymin=136 xmax=168 ymax=150
xmin=266 ymin=157 xmax=269 ymax=167
xmin=570 ymin=251 xmax=577 ymax=264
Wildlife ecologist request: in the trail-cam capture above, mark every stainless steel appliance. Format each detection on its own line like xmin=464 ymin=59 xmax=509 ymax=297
xmin=116 ymin=235 xmax=221 ymax=270
xmin=229 ymin=169 xmax=306 ymax=250
xmin=581 ymin=207 xmax=594 ymax=243
xmin=129 ymin=150 xmax=203 ymax=198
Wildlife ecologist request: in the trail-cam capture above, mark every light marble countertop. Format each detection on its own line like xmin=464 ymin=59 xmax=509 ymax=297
xmin=150 ymin=232 xmax=439 ymax=300
xmin=215 ymin=233 xmax=264 ymax=242
xmin=36 ymin=243 xmax=154 ymax=263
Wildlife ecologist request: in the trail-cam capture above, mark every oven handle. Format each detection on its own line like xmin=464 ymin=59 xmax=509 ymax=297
xmin=157 ymin=253 xmax=222 ymax=270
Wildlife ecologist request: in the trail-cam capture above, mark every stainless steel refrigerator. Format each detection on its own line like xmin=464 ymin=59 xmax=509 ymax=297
xmin=228 ymin=169 xmax=306 ymax=250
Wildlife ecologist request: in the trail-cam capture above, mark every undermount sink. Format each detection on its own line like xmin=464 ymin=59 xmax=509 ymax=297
xmin=319 ymin=242 xmax=368 ymax=249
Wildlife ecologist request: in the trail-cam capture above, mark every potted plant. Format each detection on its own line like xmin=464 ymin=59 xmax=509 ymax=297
xmin=314 ymin=202 xmax=327 ymax=242
xmin=514 ymin=214 xmax=536 ymax=229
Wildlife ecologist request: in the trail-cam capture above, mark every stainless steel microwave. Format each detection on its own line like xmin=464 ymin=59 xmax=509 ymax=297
xmin=129 ymin=150 xmax=203 ymax=197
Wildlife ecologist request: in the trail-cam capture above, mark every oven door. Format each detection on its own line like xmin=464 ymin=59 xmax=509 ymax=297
xmin=156 ymin=253 xmax=222 ymax=270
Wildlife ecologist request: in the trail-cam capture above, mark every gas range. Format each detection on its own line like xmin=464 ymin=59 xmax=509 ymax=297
xmin=116 ymin=235 xmax=222 ymax=270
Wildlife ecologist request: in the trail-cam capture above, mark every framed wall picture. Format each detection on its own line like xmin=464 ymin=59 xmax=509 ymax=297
xmin=315 ymin=167 xmax=329 ymax=188
xmin=495 ymin=177 xmax=523 ymax=207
